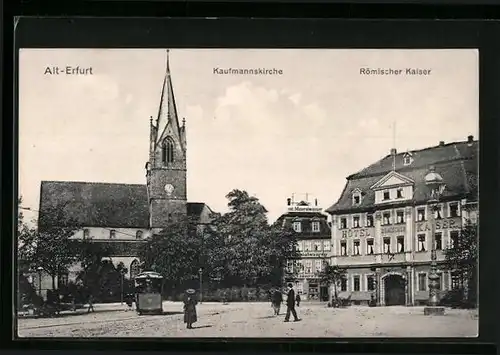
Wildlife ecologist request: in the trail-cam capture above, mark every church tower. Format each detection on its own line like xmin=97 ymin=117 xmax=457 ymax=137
xmin=146 ymin=50 xmax=187 ymax=229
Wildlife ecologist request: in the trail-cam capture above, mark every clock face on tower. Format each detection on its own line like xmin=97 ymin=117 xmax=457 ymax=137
xmin=164 ymin=183 xmax=174 ymax=196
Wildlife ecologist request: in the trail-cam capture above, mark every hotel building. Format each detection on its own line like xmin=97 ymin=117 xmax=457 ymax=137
xmin=325 ymin=136 xmax=478 ymax=306
xmin=276 ymin=195 xmax=331 ymax=301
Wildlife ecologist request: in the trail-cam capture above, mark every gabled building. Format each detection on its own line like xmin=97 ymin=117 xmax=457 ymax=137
xmin=325 ymin=137 xmax=478 ymax=306
xmin=37 ymin=51 xmax=215 ymax=291
xmin=276 ymin=195 xmax=331 ymax=301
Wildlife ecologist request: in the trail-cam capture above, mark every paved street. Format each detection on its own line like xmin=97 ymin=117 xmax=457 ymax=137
xmin=17 ymin=302 xmax=478 ymax=338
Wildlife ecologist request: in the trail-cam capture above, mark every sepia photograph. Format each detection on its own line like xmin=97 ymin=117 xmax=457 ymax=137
xmin=16 ymin=48 xmax=478 ymax=338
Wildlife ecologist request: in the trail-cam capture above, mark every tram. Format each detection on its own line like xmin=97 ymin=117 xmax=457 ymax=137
xmin=134 ymin=271 xmax=164 ymax=315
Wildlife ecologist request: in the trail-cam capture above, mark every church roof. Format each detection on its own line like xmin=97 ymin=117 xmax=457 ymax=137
xmin=325 ymin=139 xmax=478 ymax=215
xmin=39 ymin=180 xmax=210 ymax=229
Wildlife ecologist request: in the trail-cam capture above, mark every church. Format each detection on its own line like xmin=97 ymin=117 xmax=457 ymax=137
xmin=38 ymin=51 xmax=215 ymax=285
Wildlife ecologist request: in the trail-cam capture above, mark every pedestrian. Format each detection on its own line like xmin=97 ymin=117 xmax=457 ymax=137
xmin=125 ymin=293 xmax=134 ymax=311
xmin=87 ymin=294 xmax=95 ymax=313
xmin=284 ymin=283 xmax=300 ymax=322
xmin=296 ymin=293 xmax=301 ymax=307
xmin=271 ymin=289 xmax=283 ymax=316
xmin=183 ymin=289 xmax=198 ymax=329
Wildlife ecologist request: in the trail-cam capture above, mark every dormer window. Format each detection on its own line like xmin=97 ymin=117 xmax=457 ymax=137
xmin=292 ymin=221 xmax=302 ymax=233
xmin=403 ymin=153 xmax=413 ymax=166
xmin=352 ymin=189 xmax=362 ymax=205
xmin=312 ymin=221 xmax=320 ymax=232
xmin=383 ymin=191 xmax=390 ymax=200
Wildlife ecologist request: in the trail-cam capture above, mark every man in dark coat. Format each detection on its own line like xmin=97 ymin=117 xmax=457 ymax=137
xmin=183 ymin=289 xmax=198 ymax=329
xmin=271 ymin=289 xmax=283 ymax=316
xmin=284 ymin=283 xmax=300 ymax=322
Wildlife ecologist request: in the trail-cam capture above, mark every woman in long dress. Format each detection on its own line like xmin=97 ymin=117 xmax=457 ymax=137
xmin=183 ymin=289 xmax=198 ymax=329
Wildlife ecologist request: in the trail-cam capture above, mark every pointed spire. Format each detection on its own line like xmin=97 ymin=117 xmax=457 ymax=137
xmin=156 ymin=49 xmax=182 ymax=145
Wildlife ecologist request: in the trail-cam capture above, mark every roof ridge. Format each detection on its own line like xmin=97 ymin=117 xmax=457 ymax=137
xmin=41 ymin=180 xmax=146 ymax=187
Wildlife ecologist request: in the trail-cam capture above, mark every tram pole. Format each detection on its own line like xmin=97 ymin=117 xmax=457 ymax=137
xmin=198 ymin=268 xmax=203 ymax=304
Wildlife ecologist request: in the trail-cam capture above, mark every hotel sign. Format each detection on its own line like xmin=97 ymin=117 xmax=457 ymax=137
xmin=381 ymin=225 xmax=406 ymax=235
xmin=416 ymin=218 xmax=459 ymax=232
xmin=341 ymin=228 xmax=373 ymax=238
xmin=300 ymin=251 xmax=327 ymax=258
xmin=287 ymin=206 xmax=323 ymax=213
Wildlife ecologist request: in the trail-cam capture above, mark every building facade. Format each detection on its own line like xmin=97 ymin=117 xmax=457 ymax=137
xmin=277 ymin=195 xmax=332 ymax=301
xmin=35 ymin=52 xmax=215 ymax=295
xmin=325 ymin=137 xmax=478 ymax=306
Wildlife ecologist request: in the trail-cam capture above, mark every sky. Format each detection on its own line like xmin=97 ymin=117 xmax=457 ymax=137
xmin=19 ymin=48 xmax=479 ymax=224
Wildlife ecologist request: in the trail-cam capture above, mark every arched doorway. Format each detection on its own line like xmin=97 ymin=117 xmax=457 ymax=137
xmin=384 ymin=274 xmax=406 ymax=306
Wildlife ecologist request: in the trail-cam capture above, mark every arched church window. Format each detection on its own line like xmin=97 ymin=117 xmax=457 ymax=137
xmin=162 ymin=137 xmax=175 ymax=164
xmin=130 ymin=259 xmax=141 ymax=279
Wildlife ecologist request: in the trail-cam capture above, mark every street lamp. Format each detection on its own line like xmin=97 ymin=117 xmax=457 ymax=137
xmin=37 ymin=267 xmax=43 ymax=296
xmin=198 ymin=268 xmax=203 ymax=304
xmin=424 ymin=166 xmax=446 ymax=316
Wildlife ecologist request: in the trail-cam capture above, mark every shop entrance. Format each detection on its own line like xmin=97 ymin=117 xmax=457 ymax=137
xmin=384 ymin=274 xmax=406 ymax=306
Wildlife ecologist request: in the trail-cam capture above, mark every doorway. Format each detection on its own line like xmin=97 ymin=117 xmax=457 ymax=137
xmin=384 ymin=274 xmax=406 ymax=306
xmin=320 ymin=286 xmax=329 ymax=301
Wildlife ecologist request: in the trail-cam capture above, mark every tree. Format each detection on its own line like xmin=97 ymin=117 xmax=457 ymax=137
xmin=21 ymin=202 xmax=80 ymax=290
xmin=316 ymin=260 xmax=347 ymax=304
xmin=443 ymin=218 xmax=478 ymax=307
xmin=138 ymin=216 xmax=202 ymax=294
xmin=205 ymin=189 xmax=299 ymax=287
xmin=75 ymin=238 xmax=113 ymax=296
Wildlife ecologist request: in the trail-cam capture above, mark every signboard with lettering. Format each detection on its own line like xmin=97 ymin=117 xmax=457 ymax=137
xmin=300 ymin=251 xmax=327 ymax=258
xmin=415 ymin=218 xmax=459 ymax=233
xmin=340 ymin=228 xmax=373 ymax=239
xmin=381 ymin=225 xmax=406 ymax=235
xmin=287 ymin=206 xmax=323 ymax=213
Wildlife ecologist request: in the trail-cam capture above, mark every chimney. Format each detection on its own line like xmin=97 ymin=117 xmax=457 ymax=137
xmin=390 ymin=148 xmax=397 ymax=155
xmin=287 ymin=198 xmax=291 ymax=206
xmin=315 ymin=198 xmax=318 ymax=206
xmin=467 ymin=135 xmax=474 ymax=143
xmin=439 ymin=141 xmax=445 ymax=147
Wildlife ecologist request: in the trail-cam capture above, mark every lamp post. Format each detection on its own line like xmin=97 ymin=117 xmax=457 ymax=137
xmin=198 ymin=268 xmax=203 ymax=304
xmin=37 ymin=267 xmax=43 ymax=296
xmin=424 ymin=166 xmax=446 ymax=316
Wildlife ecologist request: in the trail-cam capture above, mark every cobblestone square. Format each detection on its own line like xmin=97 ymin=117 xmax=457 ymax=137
xmin=17 ymin=302 xmax=478 ymax=338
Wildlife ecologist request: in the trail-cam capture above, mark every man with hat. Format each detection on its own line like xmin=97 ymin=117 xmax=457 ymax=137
xmin=284 ymin=283 xmax=300 ymax=322
xmin=183 ymin=289 xmax=198 ymax=329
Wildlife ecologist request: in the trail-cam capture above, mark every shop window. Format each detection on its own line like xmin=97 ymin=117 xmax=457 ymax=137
xmin=353 ymin=241 xmax=360 ymax=255
xmin=383 ymin=237 xmax=391 ymax=254
xmin=418 ymin=273 xmax=427 ymax=291
xmin=366 ymin=214 xmax=374 ymax=227
xmin=366 ymin=239 xmax=374 ymax=255
xmin=417 ymin=234 xmax=426 ymax=252
xmin=417 ymin=208 xmax=426 ymax=221
xmin=382 ymin=212 xmax=391 ymax=225
xmin=397 ymin=236 xmax=405 ymax=253
xmin=340 ymin=218 xmax=347 ymax=229
xmin=435 ymin=233 xmax=442 ymax=250
xmin=340 ymin=277 xmax=347 ymax=292
xmin=396 ymin=211 xmax=404 ymax=224
xmin=367 ymin=275 xmax=375 ymax=291
xmin=353 ymin=216 xmax=360 ymax=228
xmin=340 ymin=242 xmax=347 ymax=256
xmin=353 ymin=276 xmax=360 ymax=291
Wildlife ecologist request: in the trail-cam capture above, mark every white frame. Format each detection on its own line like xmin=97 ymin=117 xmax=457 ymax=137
xmin=447 ymin=201 xmax=461 ymax=218
xmin=311 ymin=221 xmax=320 ymax=232
xmin=382 ymin=211 xmax=392 ymax=225
xmin=353 ymin=240 xmax=361 ymax=255
xmin=340 ymin=241 xmax=347 ymax=256
xmin=396 ymin=235 xmax=405 ymax=253
xmin=292 ymin=221 xmax=302 ymax=232
xmin=383 ymin=237 xmax=391 ymax=254
xmin=322 ymin=240 xmax=331 ymax=251
xmin=353 ymin=214 xmax=361 ymax=228
xmin=366 ymin=213 xmax=374 ymax=227
xmin=416 ymin=206 xmax=426 ymax=221
xmin=313 ymin=241 xmax=322 ymax=251
xmin=395 ymin=209 xmax=405 ymax=224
